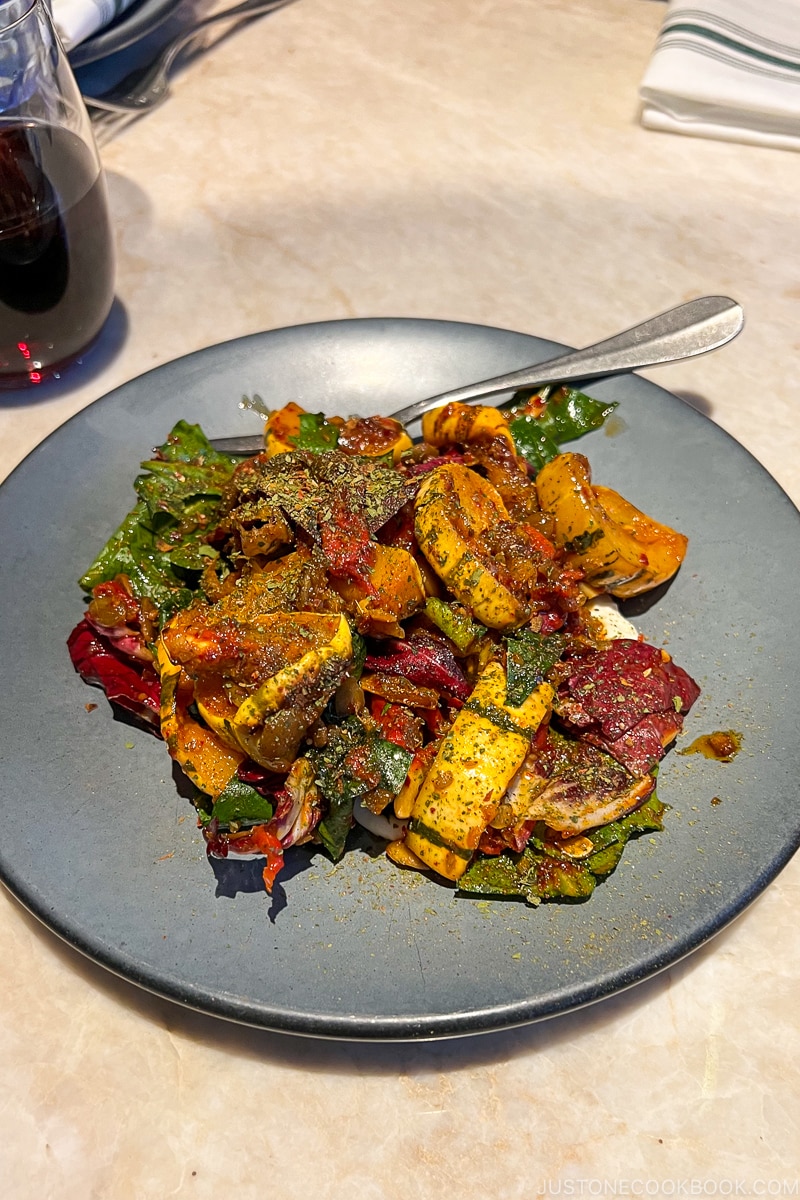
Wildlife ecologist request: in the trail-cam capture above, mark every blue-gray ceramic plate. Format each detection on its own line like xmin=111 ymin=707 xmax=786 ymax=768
xmin=1 ymin=318 xmax=798 ymax=1040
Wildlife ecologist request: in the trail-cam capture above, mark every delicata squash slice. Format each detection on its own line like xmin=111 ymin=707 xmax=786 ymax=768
xmin=421 ymin=401 xmax=518 ymax=456
xmin=157 ymin=607 xmax=353 ymax=780
xmin=330 ymin=543 xmax=426 ymax=638
xmin=156 ymin=642 xmax=245 ymax=798
xmin=70 ymin=397 xmax=701 ymax=905
xmin=405 ymin=661 xmax=554 ymax=880
xmin=414 ymin=463 xmax=529 ymax=630
xmin=536 ymin=452 xmax=688 ymax=599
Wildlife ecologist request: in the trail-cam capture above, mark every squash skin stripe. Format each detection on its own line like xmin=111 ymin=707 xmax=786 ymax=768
xmin=462 ymin=699 xmax=540 ymax=739
xmin=234 ymin=616 xmax=352 ymax=727
xmin=405 ymin=661 xmax=554 ymax=880
xmin=414 ymin=464 xmax=529 ymax=630
xmin=406 ymin=819 xmax=474 ymax=860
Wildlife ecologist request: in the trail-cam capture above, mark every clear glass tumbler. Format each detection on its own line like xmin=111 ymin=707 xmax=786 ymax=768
xmin=0 ymin=0 xmax=115 ymax=387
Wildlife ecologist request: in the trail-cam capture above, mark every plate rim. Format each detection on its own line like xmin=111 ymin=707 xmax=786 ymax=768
xmin=3 ymin=833 xmax=794 ymax=1040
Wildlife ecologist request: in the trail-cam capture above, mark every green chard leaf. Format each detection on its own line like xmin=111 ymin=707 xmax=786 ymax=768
xmin=527 ymin=854 xmax=597 ymax=900
xmin=310 ymin=718 xmax=413 ymax=859
xmin=458 ymin=790 xmax=666 ymax=903
xmin=309 ymin=720 xmax=369 ymax=859
xmin=456 ymin=852 xmax=535 ymax=900
xmin=458 ymin=845 xmax=596 ymax=904
xmin=200 ymin=778 xmax=275 ymax=829
xmin=508 ymin=386 xmax=617 ymax=472
xmin=504 ymin=629 xmax=567 ymax=706
xmin=79 ymin=421 xmax=238 ymax=624
xmin=79 ymin=501 xmax=190 ymax=614
xmin=289 ymin=412 xmax=340 ymax=453
xmin=370 ymin=737 xmax=414 ymax=795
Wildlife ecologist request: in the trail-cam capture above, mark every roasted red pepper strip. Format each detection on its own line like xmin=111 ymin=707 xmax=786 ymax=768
xmin=522 ymin=525 xmax=557 ymax=559
xmin=249 ymin=825 xmax=286 ymax=893
xmin=369 ymin=700 xmax=424 ymax=751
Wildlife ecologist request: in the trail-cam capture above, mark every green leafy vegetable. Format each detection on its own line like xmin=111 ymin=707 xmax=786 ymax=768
xmin=311 ymin=725 xmax=366 ymax=860
xmin=508 ymin=386 xmax=617 ymax=472
xmin=310 ymin=718 xmax=413 ymax=859
xmin=79 ymin=421 xmax=237 ymax=623
xmin=584 ymin=791 xmax=666 ymax=871
xmin=370 ymin=737 xmax=414 ymax=794
xmin=458 ymin=844 xmax=596 ymax=904
xmin=206 ymin=778 xmax=275 ymax=828
xmin=457 ymin=792 xmax=667 ymax=904
xmin=289 ymin=412 xmax=340 ymax=453
xmin=504 ymin=629 xmax=567 ymax=706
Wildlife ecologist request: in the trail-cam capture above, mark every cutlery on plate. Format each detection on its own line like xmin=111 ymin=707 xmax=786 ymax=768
xmin=208 ymin=295 xmax=744 ymax=454
xmin=84 ymin=0 xmax=296 ymax=140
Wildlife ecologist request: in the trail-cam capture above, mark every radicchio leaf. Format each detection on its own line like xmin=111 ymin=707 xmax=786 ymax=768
xmin=364 ymin=631 xmax=471 ymax=700
xmin=67 ymin=619 xmax=161 ymax=730
xmin=555 ymin=639 xmax=700 ymax=775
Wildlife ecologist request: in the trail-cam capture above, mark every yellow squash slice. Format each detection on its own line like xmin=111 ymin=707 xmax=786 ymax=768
xmin=331 ymin=543 xmax=426 ymax=637
xmin=156 ymin=642 xmax=244 ymax=798
xmin=414 ymin=464 xmax=528 ymax=630
xmin=421 ymin=402 xmax=518 ymax=456
xmin=536 ymin=452 xmax=688 ymax=599
xmin=226 ymin=613 xmax=352 ymax=771
xmin=158 ymin=610 xmax=353 ymax=774
xmin=405 ymin=661 xmax=554 ymax=880
xmin=234 ymin=614 xmax=352 ymax=728
xmin=263 ymin=402 xmax=305 ymax=458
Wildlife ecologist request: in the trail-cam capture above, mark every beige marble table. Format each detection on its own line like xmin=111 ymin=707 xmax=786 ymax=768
xmin=2 ymin=1 xmax=799 ymax=1195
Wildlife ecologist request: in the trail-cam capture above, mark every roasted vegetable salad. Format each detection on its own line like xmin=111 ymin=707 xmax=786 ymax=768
xmin=68 ymin=387 xmax=699 ymax=903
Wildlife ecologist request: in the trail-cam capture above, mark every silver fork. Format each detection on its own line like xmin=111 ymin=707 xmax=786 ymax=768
xmin=208 ymin=296 xmax=745 ymax=453
xmin=84 ymin=0 xmax=296 ymax=142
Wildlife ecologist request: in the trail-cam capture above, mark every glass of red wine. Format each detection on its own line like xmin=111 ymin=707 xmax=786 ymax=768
xmin=0 ymin=0 xmax=115 ymax=389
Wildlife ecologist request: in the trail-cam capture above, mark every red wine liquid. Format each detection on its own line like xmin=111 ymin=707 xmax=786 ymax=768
xmin=0 ymin=121 xmax=115 ymax=388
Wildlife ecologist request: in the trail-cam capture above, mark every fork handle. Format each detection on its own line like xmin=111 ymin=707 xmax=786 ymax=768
xmin=390 ymin=296 xmax=744 ymax=426
xmin=84 ymin=0 xmax=296 ymax=112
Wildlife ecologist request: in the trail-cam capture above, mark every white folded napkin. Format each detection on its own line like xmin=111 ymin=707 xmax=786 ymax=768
xmin=52 ymin=0 xmax=140 ymax=50
xmin=639 ymin=0 xmax=800 ymax=151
